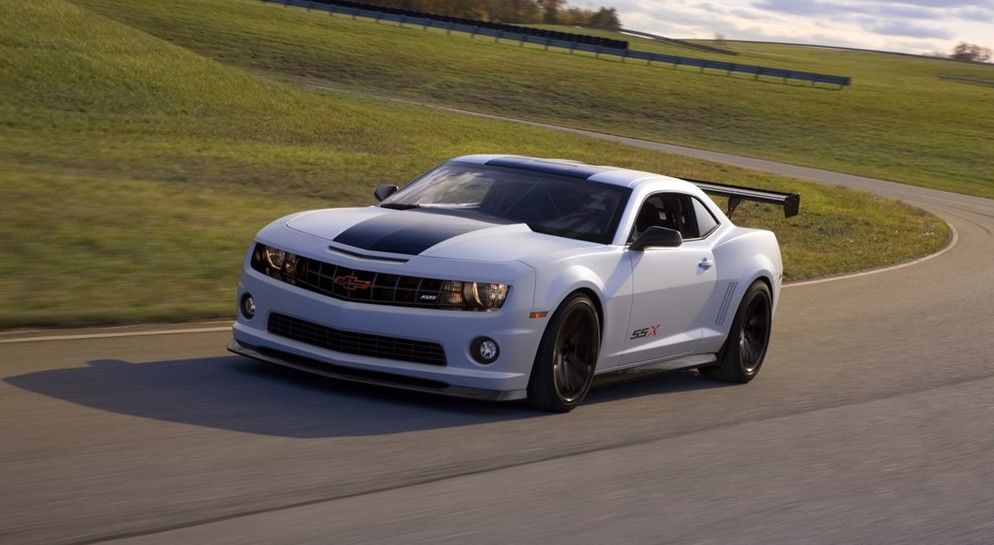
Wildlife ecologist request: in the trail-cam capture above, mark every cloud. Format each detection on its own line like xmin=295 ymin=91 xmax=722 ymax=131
xmin=753 ymin=0 xmax=933 ymax=19
xmin=956 ymin=7 xmax=994 ymax=21
xmin=609 ymin=0 xmax=994 ymax=54
xmin=752 ymin=0 xmax=994 ymax=24
xmin=866 ymin=19 xmax=955 ymax=39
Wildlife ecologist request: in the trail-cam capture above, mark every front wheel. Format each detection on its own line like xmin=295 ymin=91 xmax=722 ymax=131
xmin=527 ymin=293 xmax=600 ymax=412
xmin=700 ymin=280 xmax=772 ymax=383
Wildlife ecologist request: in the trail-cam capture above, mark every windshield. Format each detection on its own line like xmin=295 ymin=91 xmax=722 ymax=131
xmin=381 ymin=162 xmax=630 ymax=244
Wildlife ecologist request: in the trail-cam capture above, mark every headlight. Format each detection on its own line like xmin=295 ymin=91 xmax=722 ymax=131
xmin=264 ymin=247 xmax=294 ymax=271
xmin=437 ymin=281 xmax=508 ymax=309
xmin=251 ymin=244 xmax=303 ymax=281
xmin=463 ymin=282 xmax=509 ymax=310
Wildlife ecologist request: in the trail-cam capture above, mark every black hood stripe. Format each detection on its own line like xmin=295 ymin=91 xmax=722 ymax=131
xmin=484 ymin=157 xmax=605 ymax=179
xmin=333 ymin=211 xmax=494 ymax=255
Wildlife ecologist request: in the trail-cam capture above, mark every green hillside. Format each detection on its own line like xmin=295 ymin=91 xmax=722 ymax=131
xmin=0 ymin=0 xmax=953 ymax=327
xmin=70 ymin=0 xmax=994 ymax=197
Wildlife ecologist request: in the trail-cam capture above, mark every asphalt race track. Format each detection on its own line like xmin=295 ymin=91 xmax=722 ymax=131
xmin=2 ymin=135 xmax=994 ymax=544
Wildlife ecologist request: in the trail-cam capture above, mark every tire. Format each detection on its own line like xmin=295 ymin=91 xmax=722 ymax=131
xmin=700 ymin=280 xmax=772 ymax=383
xmin=527 ymin=293 xmax=600 ymax=412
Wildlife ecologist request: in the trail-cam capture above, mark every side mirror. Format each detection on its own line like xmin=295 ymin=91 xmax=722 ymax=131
xmin=374 ymin=184 xmax=399 ymax=202
xmin=630 ymin=226 xmax=683 ymax=251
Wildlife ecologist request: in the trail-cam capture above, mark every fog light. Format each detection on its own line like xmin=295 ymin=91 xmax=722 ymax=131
xmin=240 ymin=294 xmax=256 ymax=319
xmin=470 ymin=337 xmax=500 ymax=364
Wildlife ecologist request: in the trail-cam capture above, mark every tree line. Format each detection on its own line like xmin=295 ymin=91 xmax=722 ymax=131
xmin=929 ymin=42 xmax=991 ymax=63
xmin=950 ymin=42 xmax=992 ymax=63
xmin=363 ymin=0 xmax=621 ymax=29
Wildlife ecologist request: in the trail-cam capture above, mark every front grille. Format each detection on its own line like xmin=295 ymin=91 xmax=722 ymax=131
xmin=299 ymin=260 xmax=460 ymax=308
xmin=268 ymin=313 xmax=447 ymax=366
xmin=251 ymin=244 xmax=471 ymax=310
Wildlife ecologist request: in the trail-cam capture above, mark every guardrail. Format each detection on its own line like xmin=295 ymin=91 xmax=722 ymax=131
xmin=266 ymin=0 xmax=852 ymax=88
xmin=622 ymin=51 xmax=852 ymax=88
xmin=939 ymin=75 xmax=994 ymax=87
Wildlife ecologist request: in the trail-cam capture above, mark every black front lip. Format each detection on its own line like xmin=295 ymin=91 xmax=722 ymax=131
xmin=227 ymin=339 xmax=525 ymax=402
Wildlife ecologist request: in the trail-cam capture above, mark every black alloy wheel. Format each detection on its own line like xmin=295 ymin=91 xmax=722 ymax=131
xmin=527 ymin=293 xmax=600 ymax=412
xmin=700 ymin=280 xmax=772 ymax=383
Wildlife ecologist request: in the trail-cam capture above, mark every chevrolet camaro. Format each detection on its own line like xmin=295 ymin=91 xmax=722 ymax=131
xmin=228 ymin=155 xmax=799 ymax=412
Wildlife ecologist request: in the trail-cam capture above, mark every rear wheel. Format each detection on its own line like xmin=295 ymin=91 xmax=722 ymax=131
xmin=700 ymin=280 xmax=772 ymax=383
xmin=527 ymin=293 xmax=600 ymax=412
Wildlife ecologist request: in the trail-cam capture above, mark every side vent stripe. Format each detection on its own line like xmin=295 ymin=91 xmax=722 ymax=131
xmin=716 ymin=282 xmax=738 ymax=327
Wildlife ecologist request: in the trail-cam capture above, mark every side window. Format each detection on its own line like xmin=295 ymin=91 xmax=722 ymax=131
xmin=691 ymin=197 xmax=719 ymax=238
xmin=630 ymin=198 xmax=662 ymax=242
xmin=630 ymin=193 xmax=720 ymax=242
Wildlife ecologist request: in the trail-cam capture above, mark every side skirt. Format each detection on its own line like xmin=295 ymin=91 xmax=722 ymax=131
xmin=593 ymin=353 xmax=717 ymax=388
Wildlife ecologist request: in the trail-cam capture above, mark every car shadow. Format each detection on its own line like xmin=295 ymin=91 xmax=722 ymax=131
xmin=588 ymin=367 xmax=728 ymax=403
xmin=5 ymin=355 xmax=727 ymax=437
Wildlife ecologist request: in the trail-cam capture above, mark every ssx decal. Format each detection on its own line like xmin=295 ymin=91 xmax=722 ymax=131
xmin=629 ymin=324 xmax=661 ymax=340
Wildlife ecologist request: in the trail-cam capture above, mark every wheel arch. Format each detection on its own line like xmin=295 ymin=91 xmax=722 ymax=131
xmin=568 ymin=286 xmax=605 ymax=341
xmin=534 ymin=261 xmax=608 ymax=316
xmin=711 ymin=229 xmax=783 ymax=312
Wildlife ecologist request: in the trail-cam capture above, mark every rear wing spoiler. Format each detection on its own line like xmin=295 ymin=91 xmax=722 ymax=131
xmin=686 ymin=179 xmax=800 ymax=218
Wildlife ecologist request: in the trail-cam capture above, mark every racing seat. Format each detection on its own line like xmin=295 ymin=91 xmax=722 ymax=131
xmin=662 ymin=196 xmax=685 ymax=235
xmin=631 ymin=202 xmax=661 ymax=242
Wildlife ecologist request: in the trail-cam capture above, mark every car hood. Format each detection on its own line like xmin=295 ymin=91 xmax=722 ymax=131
xmin=284 ymin=207 xmax=597 ymax=262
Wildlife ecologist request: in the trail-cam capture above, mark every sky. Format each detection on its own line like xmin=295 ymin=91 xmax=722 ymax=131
xmin=607 ymin=0 xmax=994 ymax=56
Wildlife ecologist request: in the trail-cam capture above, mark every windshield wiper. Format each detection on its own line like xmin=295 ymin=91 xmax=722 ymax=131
xmin=379 ymin=203 xmax=420 ymax=210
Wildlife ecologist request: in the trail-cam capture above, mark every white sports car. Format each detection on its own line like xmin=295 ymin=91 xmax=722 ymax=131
xmin=228 ymin=155 xmax=799 ymax=411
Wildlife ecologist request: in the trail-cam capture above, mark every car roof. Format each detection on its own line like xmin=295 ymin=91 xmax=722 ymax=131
xmin=450 ymin=154 xmax=694 ymax=192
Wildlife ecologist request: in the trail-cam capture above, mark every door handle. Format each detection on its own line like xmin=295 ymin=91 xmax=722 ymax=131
xmin=698 ymin=258 xmax=714 ymax=270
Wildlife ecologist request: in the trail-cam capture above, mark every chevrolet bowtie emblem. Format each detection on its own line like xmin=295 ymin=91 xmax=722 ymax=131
xmin=334 ymin=275 xmax=372 ymax=291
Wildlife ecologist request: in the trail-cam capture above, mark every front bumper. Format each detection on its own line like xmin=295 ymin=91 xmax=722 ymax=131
xmin=230 ymin=262 xmax=543 ymax=400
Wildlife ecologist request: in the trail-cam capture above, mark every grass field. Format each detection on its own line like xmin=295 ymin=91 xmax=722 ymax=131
xmin=0 ymin=0 xmax=966 ymax=328
xmin=68 ymin=0 xmax=993 ymax=197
